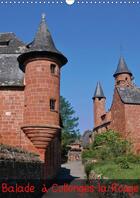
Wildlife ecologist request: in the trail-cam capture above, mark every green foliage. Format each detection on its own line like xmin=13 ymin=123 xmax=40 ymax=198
xmin=82 ymin=130 xmax=140 ymax=179
xmin=82 ymin=149 xmax=95 ymax=159
xmin=60 ymin=96 xmax=80 ymax=142
xmin=92 ymin=130 xmax=131 ymax=158
xmin=115 ymin=156 xmax=130 ymax=169
xmin=92 ymin=130 xmax=119 ymax=147
xmin=84 ymin=163 xmax=94 ymax=179
xmin=126 ymin=153 xmax=140 ymax=164
xmin=60 ymin=96 xmax=80 ymax=161
xmin=96 ymin=145 xmax=113 ymax=160
xmin=82 ymin=130 xmax=133 ymax=172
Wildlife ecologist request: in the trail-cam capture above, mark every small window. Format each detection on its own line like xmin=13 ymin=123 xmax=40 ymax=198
xmin=0 ymin=41 xmax=9 ymax=46
xmin=50 ymin=99 xmax=56 ymax=111
xmin=50 ymin=64 xmax=56 ymax=74
xmin=101 ymin=114 xmax=106 ymax=121
xmin=117 ymin=80 xmax=120 ymax=85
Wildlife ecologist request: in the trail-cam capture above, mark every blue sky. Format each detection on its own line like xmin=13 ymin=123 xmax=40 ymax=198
xmin=0 ymin=2 xmax=140 ymax=133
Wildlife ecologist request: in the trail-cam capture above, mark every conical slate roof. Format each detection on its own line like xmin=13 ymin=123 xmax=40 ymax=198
xmin=93 ymin=82 xmax=106 ymax=99
xmin=113 ymin=56 xmax=132 ymax=77
xmin=18 ymin=14 xmax=67 ymax=67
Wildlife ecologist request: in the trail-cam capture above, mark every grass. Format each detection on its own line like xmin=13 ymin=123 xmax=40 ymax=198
xmin=93 ymin=161 xmax=140 ymax=179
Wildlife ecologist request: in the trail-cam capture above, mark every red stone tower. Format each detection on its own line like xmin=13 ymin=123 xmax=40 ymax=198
xmin=18 ymin=14 xmax=67 ymax=178
xmin=93 ymin=82 xmax=106 ymax=128
xmin=113 ymin=56 xmax=133 ymax=87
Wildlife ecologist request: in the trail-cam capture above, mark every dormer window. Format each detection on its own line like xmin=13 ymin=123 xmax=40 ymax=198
xmin=50 ymin=99 xmax=56 ymax=111
xmin=50 ymin=64 xmax=56 ymax=74
xmin=0 ymin=41 xmax=9 ymax=46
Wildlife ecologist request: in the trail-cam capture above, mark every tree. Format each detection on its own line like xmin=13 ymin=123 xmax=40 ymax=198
xmin=60 ymin=96 xmax=80 ymax=161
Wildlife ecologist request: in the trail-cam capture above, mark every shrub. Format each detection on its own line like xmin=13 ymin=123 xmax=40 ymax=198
xmin=119 ymin=160 xmax=130 ymax=169
xmin=115 ymin=156 xmax=130 ymax=169
xmin=110 ymin=139 xmax=131 ymax=157
xmin=91 ymin=130 xmax=131 ymax=160
xmin=95 ymin=145 xmax=112 ymax=160
xmin=84 ymin=163 xmax=94 ymax=179
xmin=127 ymin=153 xmax=140 ymax=164
xmin=82 ymin=149 xmax=96 ymax=159
xmin=92 ymin=130 xmax=119 ymax=148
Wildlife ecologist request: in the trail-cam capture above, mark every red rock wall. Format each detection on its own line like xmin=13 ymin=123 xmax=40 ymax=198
xmin=125 ymin=104 xmax=140 ymax=154
xmin=94 ymin=98 xmax=106 ymax=128
xmin=110 ymin=88 xmax=126 ymax=135
xmin=0 ymin=88 xmax=38 ymax=153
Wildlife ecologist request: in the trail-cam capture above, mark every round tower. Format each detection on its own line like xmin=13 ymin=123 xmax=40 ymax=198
xmin=113 ymin=56 xmax=133 ymax=87
xmin=93 ymin=82 xmax=106 ymax=128
xmin=18 ymin=14 xmax=67 ymax=160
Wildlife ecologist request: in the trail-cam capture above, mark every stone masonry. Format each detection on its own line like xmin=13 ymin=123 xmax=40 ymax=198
xmin=93 ymin=57 xmax=140 ymax=154
xmin=0 ymin=14 xmax=67 ymax=179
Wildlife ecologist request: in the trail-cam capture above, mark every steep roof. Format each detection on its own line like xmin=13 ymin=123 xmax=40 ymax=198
xmin=117 ymin=86 xmax=140 ymax=104
xmin=113 ymin=56 xmax=132 ymax=77
xmin=93 ymin=82 xmax=106 ymax=99
xmin=0 ymin=33 xmax=25 ymax=86
xmin=18 ymin=14 xmax=67 ymax=67
xmin=0 ymin=33 xmax=26 ymax=54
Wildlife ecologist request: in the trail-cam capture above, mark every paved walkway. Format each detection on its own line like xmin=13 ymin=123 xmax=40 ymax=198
xmin=60 ymin=160 xmax=86 ymax=179
xmin=42 ymin=160 xmax=94 ymax=198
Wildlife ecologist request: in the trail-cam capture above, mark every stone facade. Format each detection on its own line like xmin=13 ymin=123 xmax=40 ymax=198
xmin=0 ymin=14 xmax=67 ymax=179
xmin=93 ymin=57 xmax=140 ymax=154
xmin=68 ymin=141 xmax=82 ymax=161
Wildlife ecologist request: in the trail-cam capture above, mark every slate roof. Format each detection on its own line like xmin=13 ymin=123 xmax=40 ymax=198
xmin=93 ymin=82 xmax=106 ymax=99
xmin=18 ymin=14 xmax=67 ymax=67
xmin=0 ymin=33 xmax=26 ymax=86
xmin=81 ymin=130 xmax=92 ymax=148
xmin=113 ymin=56 xmax=132 ymax=77
xmin=117 ymin=86 xmax=140 ymax=104
xmin=0 ymin=33 xmax=26 ymax=54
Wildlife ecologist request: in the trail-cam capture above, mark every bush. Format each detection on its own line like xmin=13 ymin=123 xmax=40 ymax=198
xmin=84 ymin=163 xmax=94 ymax=179
xmin=82 ymin=149 xmax=95 ymax=159
xmin=92 ymin=130 xmax=119 ymax=147
xmin=126 ymin=153 xmax=140 ymax=164
xmin=95 ymin=145 xmax=113 ymax=160
xmin=115 ymin=156 xmax=130 ymax=169
xmin=91 ymin=130 xmax=131 ymax=160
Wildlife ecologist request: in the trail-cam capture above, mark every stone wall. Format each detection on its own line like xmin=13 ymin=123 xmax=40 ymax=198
xmin=110 ymin=88 xmax=126 ymax=136
xmin=125 ymin=104 xmax=140 ymax=154
xmin=0 ymin=88 xmax=38 ymax=154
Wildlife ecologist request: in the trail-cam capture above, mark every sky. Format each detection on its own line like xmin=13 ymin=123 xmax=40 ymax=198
xmin=0 ymin=1 xmax=140 ymax=133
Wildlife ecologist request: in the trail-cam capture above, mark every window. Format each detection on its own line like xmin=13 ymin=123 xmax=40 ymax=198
xmin=101 ymin=114 xmax=106 ymax=121
xmin=50 ymin=99 xmax=56 ymax=111
xmin=0 ymin=41 xmax=9 ymax=46
xmin=50 ymin=64 xmax=56 ymax=74
xmin=117 ymin=80 xmax=120 ymax=85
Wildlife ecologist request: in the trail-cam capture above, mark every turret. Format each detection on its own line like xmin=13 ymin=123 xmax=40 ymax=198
xmin=113 ymin=56 xmax=133 ymax=87
xmin=18 ymin=14 xmax=67 ymax=160
xmin=93 ymin=82 xmax=106 ymax=128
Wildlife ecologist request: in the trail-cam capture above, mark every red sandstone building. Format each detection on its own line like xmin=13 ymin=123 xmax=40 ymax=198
xmin=0 ymin=14 xmax=67 ymax=179
xmin=93 ymin=57 xmax=140 ymax=154
xmin=68 ymin=140 xmax=83 ymax=161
